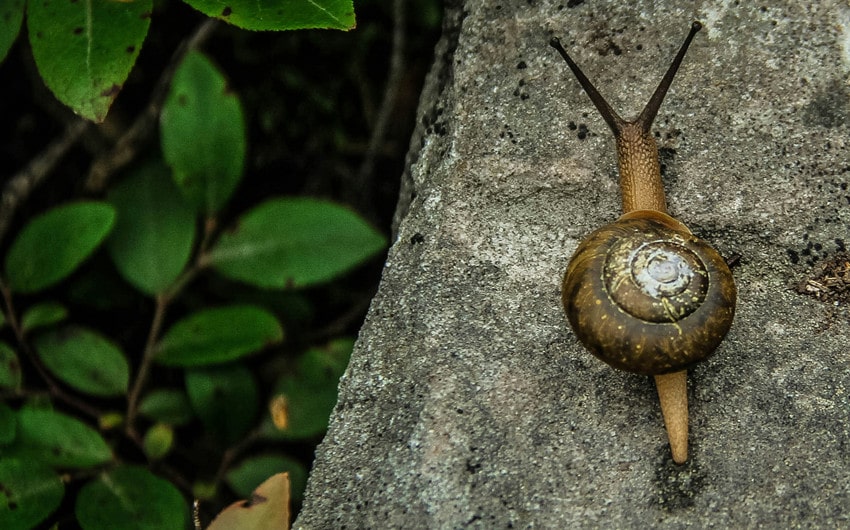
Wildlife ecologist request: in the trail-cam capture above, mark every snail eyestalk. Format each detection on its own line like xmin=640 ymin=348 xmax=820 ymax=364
xmin=549 ymin=37 xmax=625 ymax=136
xmin=549 ymin=21 xmax=701 ymax=136
xmin=637 ymin=21 xmax=702 ymax=132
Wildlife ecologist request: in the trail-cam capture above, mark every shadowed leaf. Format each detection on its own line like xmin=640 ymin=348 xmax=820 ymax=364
xmin=226 ymin=455 xmax=307 ymax=502
xmin=138 ymin=389 xmax=194 ymax=425
xmin=0 ymin=342 xmax=21 ymax=390
xmin=20 ymin=302 xmax=68 ymax=334
xmin=107 ymin=159 xmax=196 ymax=295
xmin=76 ymin=465 xmax=187 ymax=529
xmin=0 ymin=458 xmax=63 ymax=530
xmin=34 ymin=326 xmax=129 ymax=397
xmin=262 ymin=339 xmax=353 ymax=440
xmin=186 ymin=365 xmax=259 ymax=445
xmin=8 ymin=407 xmax=112 ymax=468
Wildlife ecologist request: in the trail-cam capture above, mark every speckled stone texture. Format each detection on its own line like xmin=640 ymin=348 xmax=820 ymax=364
xmin=295 ymin=1 xmax=850 ymax=528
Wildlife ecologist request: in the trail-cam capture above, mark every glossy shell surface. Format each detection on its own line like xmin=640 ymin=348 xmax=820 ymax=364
xmin=562 ymin=216 xmax=736 ymax=375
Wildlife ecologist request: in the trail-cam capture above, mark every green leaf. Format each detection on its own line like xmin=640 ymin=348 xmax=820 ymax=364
xmin=0 ymin=403 xmax=15 ymax=445
xmin=0 ymin=342 xmax=22 ymax=390
xmin=142 ymin=424 xmax=173 ymax=461
xmin=262 ymin=339 xmax=353 ymax=440
xmin=208 ymin=198 xmax=386 ymax=289
xmin=107 ymin=159 xmax=196 ymax=295
xmin=186 ymin=365 xmax=258 ymax=445
xmin=183 ymin=0 xmax=355 ymax=31
xmin=138 ymin=389 xmax=194 ymax=425
xmin=76 ymin=465 xmax=187 ymax=530
xmin=160 ymin=51 xmax=246 ymax=214
xmin=26 ymin=0 xmax=152 ymax=122
xmin=0 ymin=0 xmax=24 ymax=64
xmin=155 ymin=305 xmax=283 ymax=367
xmin=5 ymin=202 xmax=116 ymax=293
xmin=34 ymin=326 xmax=129 ymax=397
xmin=0 ymin=458 xmax=64 ymax=530
xmin=226 ymin=454 xmax=307 ymax=503
xmin=9 ymin=407 xmax=112 ymax=468
xmin=20 ymin=302 xmax=68 ymax=333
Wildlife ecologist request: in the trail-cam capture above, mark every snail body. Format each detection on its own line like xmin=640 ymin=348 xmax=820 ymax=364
xmin=550 ymin=22 xmax=736 ymax=463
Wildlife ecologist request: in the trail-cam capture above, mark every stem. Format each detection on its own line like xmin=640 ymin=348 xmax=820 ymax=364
xmin=654 ymin=370 xmax=689 ymax=464
xmin=162 ymin=263 xmax=202 ymax=304
xmin=125 ymin=257 xmax=204 ymax=436
xmin=1 ymin=283 xmax=24 ymax=347
xmin=213 ymin=428 xmax=262 ymax=487
xmin=126 ymin=207 xmax=214 ymax=435
xmin=125 ymin=293 xmax=169 ymax=435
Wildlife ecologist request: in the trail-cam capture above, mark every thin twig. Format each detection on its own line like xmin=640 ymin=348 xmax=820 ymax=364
xmin=125 ymin=293 xmax=169 ymax=436
xmin=213 ymin=428 xmax=262 ymax=487
xmin=354 ymin=0 xmax=406 ymax=212
xmin=85 ymin=18 xmax=220 ymax=192
xmin=126 ymin=250 xmax=206 ymax=433
xmin=0 ymin=119 xmax=90 ymax=244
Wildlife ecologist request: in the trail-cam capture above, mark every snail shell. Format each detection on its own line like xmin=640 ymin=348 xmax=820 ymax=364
xmin=562 ymin=210 xmax=736 ymax=375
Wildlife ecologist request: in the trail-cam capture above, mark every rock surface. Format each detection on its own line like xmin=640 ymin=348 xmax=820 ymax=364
xmin=296 ymin=1 xmax=850 ymax=527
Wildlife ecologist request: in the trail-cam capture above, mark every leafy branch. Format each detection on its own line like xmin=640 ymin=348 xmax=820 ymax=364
xmin=0 ymin=2 xmax=393 ymax=529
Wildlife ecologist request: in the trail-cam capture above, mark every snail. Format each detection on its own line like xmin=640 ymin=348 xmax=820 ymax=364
xmin=550 ymin=22 xmax=736 ymax=463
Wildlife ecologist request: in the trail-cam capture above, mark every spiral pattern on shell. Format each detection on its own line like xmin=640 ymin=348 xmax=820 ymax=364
xmin=562 ymin=215 xmax=736 ymax=375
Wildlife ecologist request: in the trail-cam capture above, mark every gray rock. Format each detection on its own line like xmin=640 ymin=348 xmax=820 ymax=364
xmin=296 ymin=1 xmax=850 ymax=528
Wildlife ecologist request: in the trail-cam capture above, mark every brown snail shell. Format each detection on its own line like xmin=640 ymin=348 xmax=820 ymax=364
xmin=562 ymin=211 xmax=736 ymax=375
